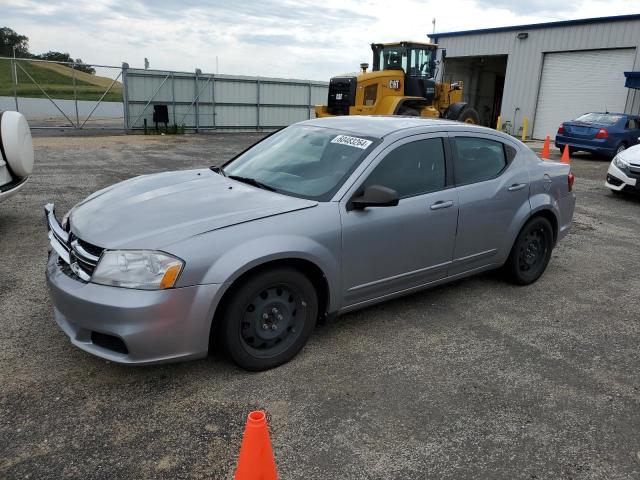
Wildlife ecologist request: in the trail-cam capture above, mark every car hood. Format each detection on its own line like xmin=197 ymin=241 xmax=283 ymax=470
xmin=69 ymin=169 xmax=317 ymax=249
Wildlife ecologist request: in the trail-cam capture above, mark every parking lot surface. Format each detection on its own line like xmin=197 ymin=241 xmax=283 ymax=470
xmin=1 ymin=132 xmax=639 ymax=479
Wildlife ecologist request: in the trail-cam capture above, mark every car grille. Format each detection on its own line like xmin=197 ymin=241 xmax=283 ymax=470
xmin=629 ymin=163 xmax=640 ymax=180
xmin=46 ymin=204 xmax=104 ymax=282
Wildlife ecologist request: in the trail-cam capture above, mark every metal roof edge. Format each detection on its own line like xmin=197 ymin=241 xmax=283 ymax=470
xmin=430 ymin=13 xmax=640 ymax=41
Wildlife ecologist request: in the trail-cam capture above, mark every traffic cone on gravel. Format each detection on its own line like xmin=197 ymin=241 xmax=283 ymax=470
xmin=235 ymin=411 xmax=278 ymax=480
xmin=541 ymin=135 xmax=550 ymax=160
xmin=561 ymin=144 xmax=570 ymax=164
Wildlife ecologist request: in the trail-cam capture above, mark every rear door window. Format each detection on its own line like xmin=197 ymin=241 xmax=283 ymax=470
xmin=453 ymin=137 xmax=508 ymax=185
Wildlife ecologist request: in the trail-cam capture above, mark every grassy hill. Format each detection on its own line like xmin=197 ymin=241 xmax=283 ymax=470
xmin=0 ymin=59 xmax=122 ymax=102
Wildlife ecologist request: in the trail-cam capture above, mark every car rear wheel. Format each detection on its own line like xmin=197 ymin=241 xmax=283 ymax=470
xmin=219 ymin=267 xmax=318 ymax=371
xmin=504 ymin=216 xmax=554 ymax=285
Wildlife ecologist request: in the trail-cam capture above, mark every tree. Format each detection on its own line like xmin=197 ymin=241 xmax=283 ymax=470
xmin=36 ymin=51 xmax=96 ymax=74
xmin=0 ymin=27 xmax=30 ymax=57
xmin=1 ymin=27 xmax=96 ymax=74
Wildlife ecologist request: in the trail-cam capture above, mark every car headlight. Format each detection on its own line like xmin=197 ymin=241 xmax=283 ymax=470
xmin=613 ymin=155 xmax=629 ymax=174
xmin=92 ymin=250 xmax=184 ymax=290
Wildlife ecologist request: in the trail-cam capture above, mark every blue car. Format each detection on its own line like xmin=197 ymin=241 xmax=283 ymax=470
xmin=555 ymin=112 xmax=640 ymax=158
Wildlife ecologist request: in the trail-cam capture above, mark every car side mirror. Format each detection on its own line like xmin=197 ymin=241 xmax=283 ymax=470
xmin=350 ymin=185 xmax=399 ymax=210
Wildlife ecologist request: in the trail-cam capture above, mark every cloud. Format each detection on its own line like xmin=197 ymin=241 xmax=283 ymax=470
xmin=1 ymin=0 xmax=637 ymax=80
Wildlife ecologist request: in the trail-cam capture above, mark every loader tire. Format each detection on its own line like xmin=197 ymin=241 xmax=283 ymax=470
xmin=397 ymin=106 xmax=420 ymax=116
xmin=456 ymin=107 xmax=480 ymax=124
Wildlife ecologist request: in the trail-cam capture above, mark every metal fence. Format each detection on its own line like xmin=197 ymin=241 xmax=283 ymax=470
xmin=0 ymin=56 xmax=125 ymax=129
xmin=0 ymin=57 xmax=329 ymax=131
xmin=123 ymin=67 xmax=329 ymax=131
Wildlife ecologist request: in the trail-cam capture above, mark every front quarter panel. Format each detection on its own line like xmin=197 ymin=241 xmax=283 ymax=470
xmin=165 ymin=202 xmax=343 ymax=313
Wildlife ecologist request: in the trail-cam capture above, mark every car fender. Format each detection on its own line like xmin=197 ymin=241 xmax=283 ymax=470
xmin=200 ymin=234 xmax=341 ymax=313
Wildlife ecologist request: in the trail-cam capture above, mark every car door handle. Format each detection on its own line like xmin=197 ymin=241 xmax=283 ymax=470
xmin=508 ymin=183 xmax=527 ymax=192
xmin=430 ymin=200 xmax=454 ymax=210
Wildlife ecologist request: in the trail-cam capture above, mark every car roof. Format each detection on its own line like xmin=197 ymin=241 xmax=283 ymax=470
xmin=300 ymin=115 xmax=489 ymax=138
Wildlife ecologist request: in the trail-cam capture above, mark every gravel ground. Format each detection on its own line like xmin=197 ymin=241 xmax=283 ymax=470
xmin=1 ymin=132 xmax=639 ymax=479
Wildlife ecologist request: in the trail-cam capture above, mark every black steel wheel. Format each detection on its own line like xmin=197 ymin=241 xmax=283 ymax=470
xmin=505 ymin=216 xmax=554 ymax=285
xmin=219 ymin=267 xmax=318 ymax=371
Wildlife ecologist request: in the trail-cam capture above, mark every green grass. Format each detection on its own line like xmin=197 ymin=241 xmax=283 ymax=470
xmin=0 ymin=59 xmax=123 ymax=102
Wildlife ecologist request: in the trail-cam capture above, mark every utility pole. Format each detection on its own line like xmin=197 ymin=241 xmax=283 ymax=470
xmin=432 ymin=18 xmax=436 ymax=36
xmin=12 ymin=45 xmax=18 ymax=111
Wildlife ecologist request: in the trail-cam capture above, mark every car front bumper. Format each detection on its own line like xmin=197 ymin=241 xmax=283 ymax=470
xmin=605 ymin=162 xmax=639 ymax=192
xmin=46 ymin=251 xmax=222 ymax=365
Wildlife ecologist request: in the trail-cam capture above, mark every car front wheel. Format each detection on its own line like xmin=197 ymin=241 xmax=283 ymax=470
xmin=504 ymin=216 xmax=554 ymax=285
xmin=219 ymin=267 xmax=318 ymax=371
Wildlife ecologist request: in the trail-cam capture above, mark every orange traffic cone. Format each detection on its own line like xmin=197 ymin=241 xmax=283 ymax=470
xmin=541 ymin=135 xmax=550 ymax=160
xmin=561 ymin=144 xmax=570 ymax=164
xmin=235 ymin=411 xmax=278 ymax=480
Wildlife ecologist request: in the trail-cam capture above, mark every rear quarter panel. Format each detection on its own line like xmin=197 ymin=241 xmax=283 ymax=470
xmin=527 ymin=154 xmax=575 ymax=241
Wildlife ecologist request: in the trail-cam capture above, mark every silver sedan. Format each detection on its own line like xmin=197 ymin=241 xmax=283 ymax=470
xmin=45 ymin=116 xmax=575 ymax=370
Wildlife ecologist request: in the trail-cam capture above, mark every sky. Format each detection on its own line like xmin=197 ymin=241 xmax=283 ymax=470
xmin=1 ymin=0 xmax=638 ymax=80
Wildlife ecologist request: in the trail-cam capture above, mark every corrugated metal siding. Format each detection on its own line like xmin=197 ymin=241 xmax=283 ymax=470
xmin=436 ymin=19 xmax=640 ymax=138
xmin=123 ymin=69 xmax=328 ymax=130
xmin=533 ymin=49 xmax=636 ymax=139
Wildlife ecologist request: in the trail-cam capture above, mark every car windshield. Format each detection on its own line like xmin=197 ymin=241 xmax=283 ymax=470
xmin=222 ymin=125 xmax=379 ymax=201
xmin=574 ymin=113 xmax=622 ymax=125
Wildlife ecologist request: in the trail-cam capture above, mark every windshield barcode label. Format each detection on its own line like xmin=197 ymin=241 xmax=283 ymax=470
xmin=331 ymin=135 xmax=372 ymax=150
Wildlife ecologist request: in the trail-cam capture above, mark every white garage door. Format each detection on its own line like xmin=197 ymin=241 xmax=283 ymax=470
xmin=533 ymin=49 xmax=636 ymax=140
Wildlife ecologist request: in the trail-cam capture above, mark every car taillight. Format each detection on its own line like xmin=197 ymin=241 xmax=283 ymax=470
xmin=568 ymin=172 xmax=575 ymax=192
xmin=595 ymin=128 xmax=608 ymax=139
xmin=557 ymin=125 xmax=565 ymax=134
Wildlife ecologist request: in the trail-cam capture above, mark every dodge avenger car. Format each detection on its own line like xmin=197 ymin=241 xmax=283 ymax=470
xmin=45 ymin=116 xmax=575 ymax=370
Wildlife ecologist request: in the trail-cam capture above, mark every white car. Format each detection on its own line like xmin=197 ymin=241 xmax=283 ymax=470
xmin=606 ymin=139 xmax=640 ymax=194
xmin=0 ymin=111 xmax=34 ymax=203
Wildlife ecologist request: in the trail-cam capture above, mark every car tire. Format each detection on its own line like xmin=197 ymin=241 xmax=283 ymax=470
xmin=219 ymin=267 xmax=318 ymax=371
xmin=504 ymin=216 xmax=554 ymax=286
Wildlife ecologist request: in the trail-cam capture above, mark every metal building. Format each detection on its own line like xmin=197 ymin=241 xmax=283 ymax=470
xmin=122 ymin=68 xmax=328 ymax=131
xmin=430 ymin=14 xmax=640 ymax=139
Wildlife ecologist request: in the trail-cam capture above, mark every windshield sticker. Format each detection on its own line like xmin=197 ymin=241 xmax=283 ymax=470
xmin=331 ymin=135 xmax=372 ymax=150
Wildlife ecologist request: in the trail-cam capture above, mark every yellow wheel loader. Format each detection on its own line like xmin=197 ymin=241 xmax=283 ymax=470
xmin=315 ymin=41 xmax=479 ymax=123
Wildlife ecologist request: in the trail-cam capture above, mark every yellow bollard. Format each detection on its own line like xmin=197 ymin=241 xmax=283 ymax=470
xmin=496 ymin=115 xmax=502 ymax=131
xmin=521 ymin=116 xmax=529 ymax=142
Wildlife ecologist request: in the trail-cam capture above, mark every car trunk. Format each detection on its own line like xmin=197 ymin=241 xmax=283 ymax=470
xmin=562 ymin=121 xmax=605 ymax=139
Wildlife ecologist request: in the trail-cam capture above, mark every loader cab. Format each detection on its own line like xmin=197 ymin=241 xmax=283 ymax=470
xmin=371 ymin=42 xmax=438 ymax=103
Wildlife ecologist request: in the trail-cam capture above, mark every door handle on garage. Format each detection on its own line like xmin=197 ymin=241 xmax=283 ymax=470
xmin=430 ymin=200 xmax=454 ymax=210
xmin=508 ymin=183 xmax=527 ymax=192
